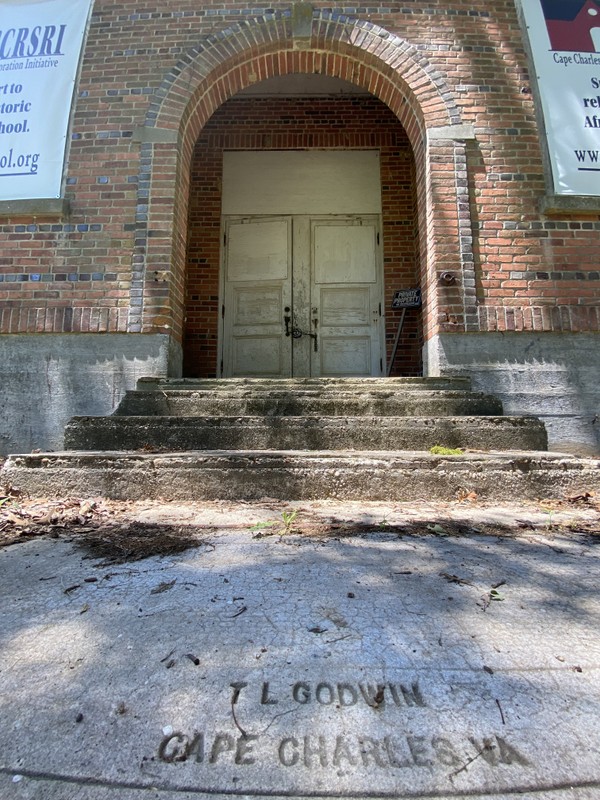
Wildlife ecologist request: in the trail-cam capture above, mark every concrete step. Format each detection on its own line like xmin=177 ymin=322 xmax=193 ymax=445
xmin=3 ymin=449 xmax=599 ymax=501
xmin=65 ymin=415 xmax=547 ymax=452
xmin=136 ymin=376 xmax=473 ymax=391
xmin=114 ymin=390 xmax=503 ymax=417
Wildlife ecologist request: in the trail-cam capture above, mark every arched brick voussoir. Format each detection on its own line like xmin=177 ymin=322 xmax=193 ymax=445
xmin=145 ymin=11 xmax=461 ymax=144
xmin=176 ymin=54 xmax=433 ymax=161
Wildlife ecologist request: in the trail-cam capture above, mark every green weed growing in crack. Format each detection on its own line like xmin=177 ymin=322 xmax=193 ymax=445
xmin=281 ymin=509 xmax=298 ymax=534
xmin=248 ymin=520 xmax=276 ymax=535
xmin=250 ymin=509 xmax=299 ymax=538
xmin=429 ymin=445 xmax=464 ymax=456
xmin=539 ymin=504 xmax=557 ymax=530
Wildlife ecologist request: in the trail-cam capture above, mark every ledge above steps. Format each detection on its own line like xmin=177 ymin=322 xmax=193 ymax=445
xmin=136 ymin=376 xmax=473 ymax=391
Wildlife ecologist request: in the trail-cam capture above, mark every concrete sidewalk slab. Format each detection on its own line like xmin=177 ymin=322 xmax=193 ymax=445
xmin=0 ymin=500 xmax=599 ymax=799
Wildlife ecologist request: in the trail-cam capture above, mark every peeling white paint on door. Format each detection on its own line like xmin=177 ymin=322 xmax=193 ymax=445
xmin=222 ymin=215 xmax=383 ymax=377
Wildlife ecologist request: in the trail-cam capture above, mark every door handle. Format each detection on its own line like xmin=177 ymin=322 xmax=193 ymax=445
xmin=292 ymin=325 xmax=318 ymax=352
xmin=284 ymin=315 xmax=291 ymax=336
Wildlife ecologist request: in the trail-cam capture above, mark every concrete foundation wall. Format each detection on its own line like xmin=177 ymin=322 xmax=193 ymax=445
xmin=424 ymin=332 xmax=600 ymax=455
xmin=0 ymin=334 xmax=181 ymax=456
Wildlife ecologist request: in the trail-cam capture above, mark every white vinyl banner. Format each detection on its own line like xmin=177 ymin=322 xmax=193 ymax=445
xmin=0 ymin=0 xmax=93 ymax=200
xmin=521 ymin=0 xmax=600 ymax=195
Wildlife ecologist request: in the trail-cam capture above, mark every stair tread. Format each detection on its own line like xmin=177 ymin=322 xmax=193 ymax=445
xmin=139 ymin=377 xmax=470 ymax=384
xmin=72 ymin=415 xmax=541 ymax=424
xmin=11 ymin=448 xmax=579 ymax=460
xmin=125 ymin=389 xmax=491 ymax=397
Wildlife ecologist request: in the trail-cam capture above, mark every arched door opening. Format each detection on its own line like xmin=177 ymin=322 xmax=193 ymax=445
xmin=182 ymin=75 xmax=422 ymax=379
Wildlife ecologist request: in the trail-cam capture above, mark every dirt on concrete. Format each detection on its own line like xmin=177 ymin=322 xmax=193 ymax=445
xmin=2 ymin=477 xmax=600 ymax=563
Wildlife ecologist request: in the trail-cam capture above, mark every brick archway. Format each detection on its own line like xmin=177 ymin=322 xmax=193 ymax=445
xmin=131 ymin=9 xmax=473 ymax=362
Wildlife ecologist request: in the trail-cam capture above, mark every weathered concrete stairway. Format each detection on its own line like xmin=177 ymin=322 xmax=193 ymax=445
xmin=3 ymin=375 xmax=600 ymax=501
xmin=65 ymin=376 xmax=546 ymax=453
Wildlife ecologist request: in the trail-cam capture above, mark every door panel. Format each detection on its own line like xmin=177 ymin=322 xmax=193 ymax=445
xmin=310 ymin=217 xmax=382 ymax=378
xmin=320 ymin=337 xmax=372 ymax=376
xmin=227 ymin=218 xmax=290 ymax=281
xmin=320 ymin=287 xmax=370 ymax=326
xmin=223 ymin=217 xmax=292 ymax=378
xmin=233 ymin=286 xmax=283 ymax=326
xmin=222 ymin=215 xmax=383 ymax=378
xmin=313 ymin=224 xmax=378 ymax=284
xmin=232 ymin=335 xmax=285 ymax=376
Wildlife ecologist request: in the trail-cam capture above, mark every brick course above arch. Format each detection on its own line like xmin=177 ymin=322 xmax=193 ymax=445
xmin=145 ymin=10 xmax=462 ymax=137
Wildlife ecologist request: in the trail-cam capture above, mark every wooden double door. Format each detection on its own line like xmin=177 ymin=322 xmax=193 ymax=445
xmin=221 ymin=215 xmax=384 ymax=378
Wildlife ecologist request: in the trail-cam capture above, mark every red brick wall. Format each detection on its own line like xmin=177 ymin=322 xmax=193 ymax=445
xmin=183 ymin=96 xmax=421 ymax=377
xmin=0 ymin=2 xmax=599 ymax=342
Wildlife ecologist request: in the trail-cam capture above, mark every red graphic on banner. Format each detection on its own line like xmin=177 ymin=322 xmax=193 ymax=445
xmin=543 ymin=0 xmax=600 ymax=52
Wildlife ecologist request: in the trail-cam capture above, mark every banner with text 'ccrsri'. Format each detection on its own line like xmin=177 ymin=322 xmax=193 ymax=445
xmin=0 ymin=0 xmax=93 ymax=200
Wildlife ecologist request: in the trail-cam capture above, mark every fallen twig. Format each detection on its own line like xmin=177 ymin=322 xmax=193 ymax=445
xmin=449 ymin=741 xmax=494 ymax=778
xmin=495 ymin=698 xmax=506 ymax=725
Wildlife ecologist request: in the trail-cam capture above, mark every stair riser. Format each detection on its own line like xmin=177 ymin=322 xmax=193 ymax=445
xmin=115 ymin=396 xmax=504 ymax=417
xmin=65 ymin=417 xmax=547 ymax=452
xmin=4 ymin=452 xmax=598 ymax=502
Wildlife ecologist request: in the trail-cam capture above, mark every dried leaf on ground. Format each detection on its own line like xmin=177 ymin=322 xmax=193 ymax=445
xmin=479 ymin=585 xmax=505 ymax=610
xmin=0 ymin=497 xmax=114 ymax=547
xmin=566 ymin=491 xmax=594 ymax=504
xmin=456 ymin=489 xmax=478 ymax=503
xmin=427 ymin=523 xmax=448 ymax=535
xmin=440 ymin=571 xmax=473 ymax=586
xmin=150 ymin=579 xmax=177 ymax=595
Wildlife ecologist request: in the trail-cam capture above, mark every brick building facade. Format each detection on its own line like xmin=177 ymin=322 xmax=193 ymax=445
xmin=1 ymin=1 xmax=599 ymax=455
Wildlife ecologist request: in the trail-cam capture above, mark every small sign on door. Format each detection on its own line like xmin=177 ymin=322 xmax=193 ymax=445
xmin=392 ymin=288 xmax=422 ymax=308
